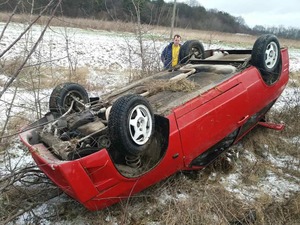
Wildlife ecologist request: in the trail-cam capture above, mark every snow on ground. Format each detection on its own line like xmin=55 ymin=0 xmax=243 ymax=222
xmin=0 ymin=22 xmax=300 ymax=223
xmin=1 ymin=22 xmax=300 ymax=117
xmin=220 ymin=148 xmax=300 ymax=203
xmin=274 ymin=86 xmax=300 ymax=110
xmin=0 ymin=22 xmax=165 ymax=128
xmin=1 ymin=22 xmax=299 ymax=128
xmin=288 ymin=48 xmax=300 ymax=72
xmin=0 ymin=22 xmax=145 ymax=70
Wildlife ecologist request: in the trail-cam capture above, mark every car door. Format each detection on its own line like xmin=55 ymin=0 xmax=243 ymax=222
xmin=174 ymin=78 xmax=249 ymax=166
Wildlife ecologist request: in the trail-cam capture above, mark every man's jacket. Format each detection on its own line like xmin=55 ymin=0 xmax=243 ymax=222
xmin=161 ymin=42 xmax=181 ymax=69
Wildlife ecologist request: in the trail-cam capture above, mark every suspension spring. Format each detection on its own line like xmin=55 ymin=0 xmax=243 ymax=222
xmin=125 ymin=155 xmax=142 ymax=168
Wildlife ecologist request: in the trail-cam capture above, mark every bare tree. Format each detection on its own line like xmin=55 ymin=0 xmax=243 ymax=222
xmin=0 ymin=3 xmax=66 ymax=221
xmin=0 ymin=0 xmax=63 ymax=99
xmin=170 ymin=0 xmax=177 ymax=39
xmin=131 ymin=0 xmax=145 ymax=72
xmin=0 ymin=0 xmax=22 ymax=41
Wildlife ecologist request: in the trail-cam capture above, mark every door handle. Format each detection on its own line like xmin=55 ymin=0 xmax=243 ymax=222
xmin=238 ymin=115 xmax=249 ymax=125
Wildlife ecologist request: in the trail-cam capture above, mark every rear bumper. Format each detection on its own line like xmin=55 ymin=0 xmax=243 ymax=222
xmin=19 ymin=113 xmax=184 ymax=210
xmin=19 ymin=129 xmax=129 ymax=210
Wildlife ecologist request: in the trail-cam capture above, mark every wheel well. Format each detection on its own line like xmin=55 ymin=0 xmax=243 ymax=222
xmin=109 ymin=114 xmax=170 ymax=178
xmin=144 ymin=114 xmax=170 ymax=160
xmin=118 ymin=114 xmax=170 ymax=164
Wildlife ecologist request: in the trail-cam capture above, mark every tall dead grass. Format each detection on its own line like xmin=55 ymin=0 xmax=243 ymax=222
xmin=1 ymin=12 xmax=300 ymax=48
xmin=17 ymin=170 xmax=297 ymax=225
xmin=0 ymin=57 xmax=90 ymax=89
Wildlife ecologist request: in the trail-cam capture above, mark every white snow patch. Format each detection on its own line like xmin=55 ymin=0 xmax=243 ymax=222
xmin=220 ymin=173 xmax=257 ymax=202
xmin=266 ymin=153 xmax=300 ymax=171
xmin=242 ymin=150 xmax=257 ymax=163
xmin=259 ymin=170 xmax=300 ymax=201
xmin=157 ymin=190 xmax=189 ymax=205
xmin=157 ymin=191 xmax=173 ymax=205
xmin=289 ymin=49 xmax=300 ymax=72
xmin=87 ymin=69 xmax=130 ymax=96
xmin=221 ymin=150 xmax=300 ymax=203
xmin=0 ymin=140 xmax=34 ymax=176
xmin=0 ymin=88 xmax=51 ymax=128
xmin=274 ymin=86 xmax=300 ymax=110
xmin=10 ymin=194 xmax=74 ymax=225
xmin=0 ymin=22 xmax=164 ymax=71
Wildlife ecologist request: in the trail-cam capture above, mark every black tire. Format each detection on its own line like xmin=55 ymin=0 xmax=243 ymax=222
xmin=108 ymin=94 xmax=155 ymax=156
xmin=251 ymin=34 xmax=281 ymax=83
xmin=49 ymin=83 xmax=89 ymax=114
xmin=179 ymin=40 xmax=205 ymax=64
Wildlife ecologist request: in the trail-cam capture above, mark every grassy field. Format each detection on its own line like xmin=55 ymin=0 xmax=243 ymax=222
xmin=0 ymin=13 xmax=299 ymax=224
xmin=1 ymin=12 xmax=300 ymax=49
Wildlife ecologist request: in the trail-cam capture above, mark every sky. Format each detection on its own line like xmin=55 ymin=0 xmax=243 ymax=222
xmin=179 ymin=0 xmax=300 ymax=29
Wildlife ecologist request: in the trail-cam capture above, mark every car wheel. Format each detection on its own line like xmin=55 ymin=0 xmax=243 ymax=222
xmin=49 ymin=82 xmax=89 ymax=114
xmin=108 ymin=94 xmax=155 ymax=156
xmin=251 ymin=34 xmax=281 ymax=82
xmin=179 ymin=40 xmax=205 ymax=64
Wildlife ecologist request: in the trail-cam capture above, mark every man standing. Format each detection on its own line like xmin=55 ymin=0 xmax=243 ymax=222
xmin=161 ymin=34 xmax=181 ymax=69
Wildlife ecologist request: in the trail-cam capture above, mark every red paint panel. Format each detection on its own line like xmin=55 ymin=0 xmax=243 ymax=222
xmin=174 ymin=79 xmax=240 ymax=118
xmin=177 ymin=82 xmax=248 ymax=165
xmin=59 ymin=161 xmax=99 ymax=203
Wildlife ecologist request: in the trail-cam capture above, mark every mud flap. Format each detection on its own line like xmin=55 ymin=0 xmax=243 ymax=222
xmin=258 ymin=121 xmax=285 ymax=130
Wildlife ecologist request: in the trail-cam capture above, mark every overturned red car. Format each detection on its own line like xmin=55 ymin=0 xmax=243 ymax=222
xmin=19 ymin=34 xmax=289 ymax=210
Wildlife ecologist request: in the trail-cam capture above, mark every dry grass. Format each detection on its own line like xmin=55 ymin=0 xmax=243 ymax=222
xmin=5 ymin=113 xmax=30 ymax=132
xmin=1 ymin=12 xmax=300 ymax=49
xmin=146 ymin=79 xmax=198 ymax=95
xmin=19 ymin=166 xmax=297 ymax=225
xmin=175 ymin=28 xmax=300 ymax=49
xmin=0 ymin=57 xmax=24 ymax=79
xmin=0 ymin=58 xmax=90 ymax=89
xmin=48 ymin=66 xmax=90 ymax=87
xmin=0 ymin=12 xmax=139 ymax=34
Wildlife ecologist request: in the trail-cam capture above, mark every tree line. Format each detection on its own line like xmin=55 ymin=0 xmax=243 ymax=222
xmin=1 ymin=0 xmax=299 ymax=40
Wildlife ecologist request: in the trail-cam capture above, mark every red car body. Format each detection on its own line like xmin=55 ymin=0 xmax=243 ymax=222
xmin=20 ymin=36 xmax=289 ymax=210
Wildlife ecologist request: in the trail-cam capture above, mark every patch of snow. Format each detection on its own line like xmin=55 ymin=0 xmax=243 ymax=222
xmin=208 ymin=172 xmax=218 ymax=181
xmin=0 ymin=22 xmax=164 ymax=71
xmin=221 ymin=149 xmax=300 ymax=203
xmin=104 ymin=215 xmax=119 ymax=225
xmin=259 ymin=170 xmax=300 ymax=201
xmin=242 ymin=150 xmax=258 ymax=163
xmin=87 ymin=69 xmax=130 ymax=96
xmin=0 ymin=140 xmax=34 ymax=176
xmin=289 ymin=49 xmax=300 ymax=72
xmin=157 ymin=191 xmax=173 ymax=205
xmin=273 ymin=86 xmax=300 ymax=110
xmin=157 ymin=190 xmax=189 ymax=205
xmin=10 ymin=194 xmax=74 ymax=225
xmin=176 ymin=192 xmax=189 ymax=202
xmin=223 ymin=173 xmax=240 ymax=187
xmin=266 ymin=153 xmax=300 ymax=171
xmin=0 ymin=88 xmax=50 ymax=128
xmin=289 ymin=136 xmax=300 ymax=144
xmin=220 ymin=173 xmax=257 ymax=202
xmin=235 ymin=33 xmax=251 ymax=36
